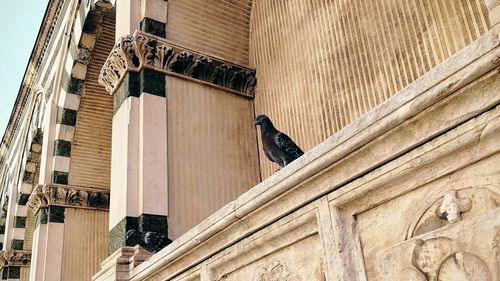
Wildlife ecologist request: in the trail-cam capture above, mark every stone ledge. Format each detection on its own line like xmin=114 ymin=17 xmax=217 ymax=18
xmin=112 ymin=29 xmax=500 ymax=280
xmin=27 ymin=183 xmax=110 ymax=215
xmin=98 ymin=31 xmax=256 ymax=98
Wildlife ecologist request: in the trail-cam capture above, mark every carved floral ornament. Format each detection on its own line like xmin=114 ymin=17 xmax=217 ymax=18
xmin=0 ymin=250 xmax=31 ymax=268
xmin=27 ymin=184 xmax=110 ymax=213
xmin=98 ymin=31 xmax=257 ymax=97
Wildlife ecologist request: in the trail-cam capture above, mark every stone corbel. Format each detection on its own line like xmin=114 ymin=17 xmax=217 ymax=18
xmin=27 ymin=183 xmax=110 ymax=214
xmin=98 ymin=31 xmax=257 ymax=98
xmin=0 ymin=250 xmax=31 ymax=268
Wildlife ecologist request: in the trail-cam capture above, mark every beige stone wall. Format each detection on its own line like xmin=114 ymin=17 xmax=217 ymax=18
xmin=167 ymin=76 xmax=260 ymax=239
xmin=69 ymin=13 xmax=115 ymax=189
xmin=61 ymin=208 xmax=109 ymax=281
xmin=166 ymin=0 xmax=253 ymax=65
xmin=250 ymin=0 xmax=490 ymax=178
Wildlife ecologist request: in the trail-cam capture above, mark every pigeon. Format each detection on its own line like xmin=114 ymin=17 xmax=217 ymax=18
xmin=254 ymin=115 xmax=304 ymax=167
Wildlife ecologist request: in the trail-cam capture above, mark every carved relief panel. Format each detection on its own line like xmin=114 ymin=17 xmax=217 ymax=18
xmin=376 ymin=208 xmax=498 ymax=280
xmin=206 ymin=207 xmax=326 ymax=281
xmin=360 ymin=184 xmax=500 ymax=280
xmin=355 ymin=145 xmax=500 ymax=280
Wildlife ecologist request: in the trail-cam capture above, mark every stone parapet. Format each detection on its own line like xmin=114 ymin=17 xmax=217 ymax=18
xmin=98 ymin=31 xmax=257 ymax=97
xmin=90 ymin=27 xmax=500 ymax=281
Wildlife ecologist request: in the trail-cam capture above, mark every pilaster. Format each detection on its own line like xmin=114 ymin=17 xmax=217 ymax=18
xmin=27 ymin=184 xmax=110 ymax=280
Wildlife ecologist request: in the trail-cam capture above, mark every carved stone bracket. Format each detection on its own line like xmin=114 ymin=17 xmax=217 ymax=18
xmin=27 ymin=183 xmax=110 ymax=214
xmin=0 ymin=250 xmax=31 ymax=268
xmin=99 ymin=31 xmax=257 ymax=97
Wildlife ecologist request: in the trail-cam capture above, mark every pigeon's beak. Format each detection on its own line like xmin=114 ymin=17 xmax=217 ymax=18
xmin=253 ymin=120 xmax=258 ymax=126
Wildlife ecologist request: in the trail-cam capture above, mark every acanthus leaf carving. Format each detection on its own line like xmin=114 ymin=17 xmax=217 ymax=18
xmin=134 ymin=34 xmax=157 ymax=67
xmin=191 ymin=57 xmax=217 ymax=82
xmin=233 ymin=69 xmax=257 ymax=95
xmin=27 ymin=184 xmax=110 ymax=213
xmin=214 ymin=64 xmax=238 ymax=89
xmin=0 ymin=250 xmax=31 ymax=268
xmin=98 ymin=31 xmax=256 ymax=97
xmin=168 ymin=51 xmax=196 ymax=75
xmin=67 ymin=189 xmax=84 ymax=206
xmin=88 ymin=191 xmax=110 ymax=208
xmin=156 ymin=44 xmax=175 ymax=70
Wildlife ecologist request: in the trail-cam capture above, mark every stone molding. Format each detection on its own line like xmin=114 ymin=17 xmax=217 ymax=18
xmin=485 ymin=0 xmax=500 ymax=27
xmin=98 ymin=31 xmax=257 ymax=97
xmin=27 ymin=183 xmax=110 ymax=214
xmin=0 ymin=250 xmax=31 ymax=268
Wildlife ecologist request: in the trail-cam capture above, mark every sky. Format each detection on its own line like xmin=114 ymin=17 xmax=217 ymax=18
xmin=0 ymin=0 xmax=49 ymax=139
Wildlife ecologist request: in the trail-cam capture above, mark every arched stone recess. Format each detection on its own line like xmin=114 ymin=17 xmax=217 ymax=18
xmin=51 ymin=0 xmax=114 ymax=185
xmin=0 ymin=87 xmax=45 ymax=275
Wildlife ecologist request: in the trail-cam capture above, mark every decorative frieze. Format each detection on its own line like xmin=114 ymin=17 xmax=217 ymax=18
xmin=27 ymin=184 xmax=110 ymax=214
xmin=0 ymin=250 xmax=31 ymax=268
xmin=99 ymin=31 xmax=257 ymax=97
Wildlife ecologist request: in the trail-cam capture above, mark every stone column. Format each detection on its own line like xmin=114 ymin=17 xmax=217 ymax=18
xmin=107 ymin=0 xmax=170 ymax=256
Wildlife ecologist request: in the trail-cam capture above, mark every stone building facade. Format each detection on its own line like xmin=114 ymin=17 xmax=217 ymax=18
xmin=0 ymin=0 xmax=498 ymax=280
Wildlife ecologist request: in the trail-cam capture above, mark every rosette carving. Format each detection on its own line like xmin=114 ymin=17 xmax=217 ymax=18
xmin=27 ymin=184 xmax=110 ymax=213
xmin=99 ymin=31 xmax=256 ymax=97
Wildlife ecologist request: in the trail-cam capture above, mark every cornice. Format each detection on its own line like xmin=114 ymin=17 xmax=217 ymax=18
xmin=0 ymin=250 xmax=31 ymax=268
xmin=27 ymin=183 xmax=110 ymax=214
xmin=99 ymin=31 xmax=257 ymax=98
xmin=0 ymin=0 xmax=63 ymax=169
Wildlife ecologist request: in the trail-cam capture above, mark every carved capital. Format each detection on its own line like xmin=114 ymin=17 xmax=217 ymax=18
xmin=99 ymin=31 xmax=256 ymax=97
xmin=0 ymin=250 xmax=31 ymax=268
xmin=27 ymin=184 xmax=110 ymax=214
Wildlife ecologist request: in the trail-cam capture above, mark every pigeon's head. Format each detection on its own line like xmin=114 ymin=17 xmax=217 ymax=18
xmin=254 ymin=115 xmax=271 ymax=127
